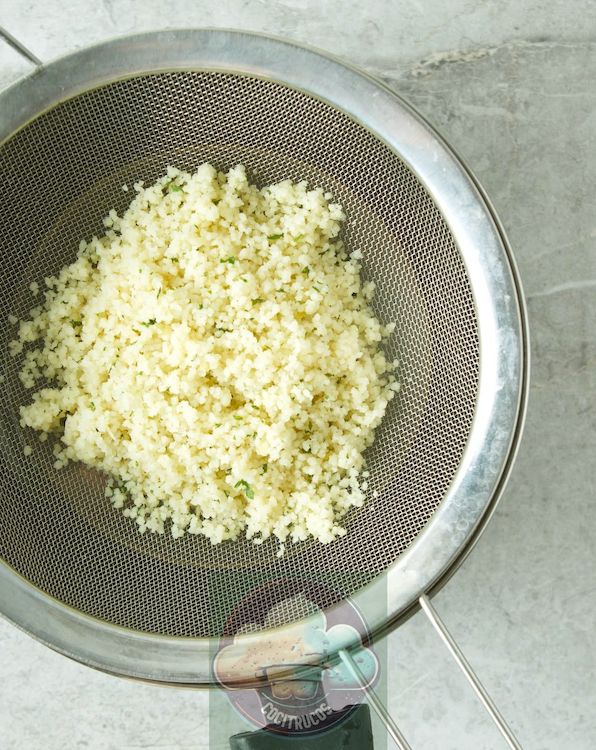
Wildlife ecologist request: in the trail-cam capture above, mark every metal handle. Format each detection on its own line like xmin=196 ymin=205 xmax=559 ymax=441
xmin=419 ymin=595 xmax=523 ymax=750
xmin=339 ymin=596 xmax=523 ymax=750
xmin=338 ymin=648 xmax=413 ymax=750
xmin=0 ymin=26 xmax=42 ymax=67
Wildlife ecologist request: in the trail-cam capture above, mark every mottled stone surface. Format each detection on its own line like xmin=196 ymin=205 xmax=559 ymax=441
xmin=385 ymin=39 xmax=596 ymax=750
xmin=1 ymin=3 xmax=595 ymax=749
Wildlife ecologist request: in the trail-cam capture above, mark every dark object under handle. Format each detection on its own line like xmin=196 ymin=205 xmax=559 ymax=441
xmin=229 ymin=703 xmax=374 ymax=749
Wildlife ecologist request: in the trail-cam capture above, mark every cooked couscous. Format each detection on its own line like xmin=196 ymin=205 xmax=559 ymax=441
xmin=10 ymin=164 xmax=397 ymax=550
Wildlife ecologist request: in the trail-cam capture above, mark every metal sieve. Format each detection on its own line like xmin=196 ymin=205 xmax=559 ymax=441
xmin=0 ymin=28 xmax=528 ymax=749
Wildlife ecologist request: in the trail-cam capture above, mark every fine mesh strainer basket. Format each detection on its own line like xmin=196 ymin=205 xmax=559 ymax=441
xmin=0 ymin=28 xmax=528 ymax=749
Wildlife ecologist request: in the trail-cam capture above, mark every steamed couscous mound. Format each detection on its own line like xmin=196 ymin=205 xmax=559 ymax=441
xmin=10 ymin=164 xmax=398 ymax=551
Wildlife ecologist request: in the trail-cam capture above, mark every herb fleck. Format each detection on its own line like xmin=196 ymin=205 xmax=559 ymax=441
xmin=70 ymin=320 xmax=82 ymax=328
xmin=220 ymin=256 xmax=236 ymax=264
xmin=268 ymin=233 xmax=283 ymax=241
xmin=140 ymin=319 xmax=157 ymax=327
xmin=252 ymin=298 xmax=265 ymax=305
xmin=302 ymin=266 xmax=310 ymax=276
xmin=235 ymin=479 xmax=254 ymax=499
xmin=261 ymin=463 xmax=268 ymax=474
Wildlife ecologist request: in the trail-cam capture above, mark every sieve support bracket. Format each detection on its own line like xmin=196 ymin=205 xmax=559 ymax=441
xmin=0 ymin=26 xmax=43 ymax=68
xmin=419 ymin=595 xmax=522 ymax=749
xmin=339 ymin=596 xmax=523 ymax=750
xmin=338 ymin=648 xmax=413 ymax=750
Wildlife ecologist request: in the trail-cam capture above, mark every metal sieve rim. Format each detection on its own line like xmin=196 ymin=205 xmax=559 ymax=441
xmin=0 ymin=29 xmax=529 ymax=685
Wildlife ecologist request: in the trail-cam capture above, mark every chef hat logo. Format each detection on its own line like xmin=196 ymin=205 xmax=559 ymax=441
xmin=214 ymin=593 xmax=378 ymax=693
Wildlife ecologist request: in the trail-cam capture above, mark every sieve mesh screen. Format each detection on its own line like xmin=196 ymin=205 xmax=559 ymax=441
xmin=0 ymin=72 xmax=478 ymax=637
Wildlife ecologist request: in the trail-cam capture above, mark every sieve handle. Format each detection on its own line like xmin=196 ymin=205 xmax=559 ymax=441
xmin=339 ymin=599 xmax=523 ymax=750
xmin=419 ymin=594 xmax=523 ymax=750
xmin=0 ymin=26 xmax=42 ymax=67
xmin=338 ymin=648 xmax=413 ymax=750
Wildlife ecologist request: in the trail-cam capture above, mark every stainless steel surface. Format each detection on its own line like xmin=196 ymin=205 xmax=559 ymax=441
xmin=0 ymin=29 xmax=528 ymax=684
xmin=339 ymin=648 xmax=413 ymax=750
xmin=419 ymin=595 xmax=523 ymax=749
xmin=0 ymin=26 xmax=42 ymax=67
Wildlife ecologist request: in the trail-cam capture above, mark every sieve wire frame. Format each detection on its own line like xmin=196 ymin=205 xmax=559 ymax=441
xmin=0 ymin=29 xmax=529 ymax=686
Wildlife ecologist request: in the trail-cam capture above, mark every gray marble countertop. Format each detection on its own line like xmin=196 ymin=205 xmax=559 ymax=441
xmin=1 ymin=2 xmax=595 ymax=749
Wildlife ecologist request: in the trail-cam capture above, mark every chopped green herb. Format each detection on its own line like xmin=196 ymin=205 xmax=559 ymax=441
xmin=252 ymin=298 xmax=265 ymax=305
xmin=171 ymin=257 xmax=179 ymax=263
xmin=261 ymin=463 xmax=268 ymax=474
xmin=294 ymin=234 xmax=304 ymax=242
xmin=241 ymin=277 xmax=248 ymax=283
xmin=312 ymin=285 xmax=321 ymax=292
xmin=157 ymin=288 xmax=162 ymax=298
xmin=168 ymin=184 xmax=183 ymax=193
xmin=70 ymin=320 xmax=82 ymax=328
xmin=233 ymin=415 xmax=242 ymax=421
xmin=140 ymin=318 xmax=157 ymax=327
xmin=212 ymin=198 xmax=221 ymax=205
xmin=302 ymin=266 xmax=310 ymax=276
xmin=268 ymin=233 xmax=283 ymax=241
xmin=89 ymin=402 xmax=95 ymax=411
xmin=220 ymin=256 xmax=236 ymax=264
xmin=235 ymin=479 xmax=254 ymax=499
